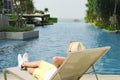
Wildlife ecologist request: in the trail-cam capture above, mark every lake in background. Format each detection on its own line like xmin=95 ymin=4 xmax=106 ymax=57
xmin=0 ymin=19 xmax=120 ymax=74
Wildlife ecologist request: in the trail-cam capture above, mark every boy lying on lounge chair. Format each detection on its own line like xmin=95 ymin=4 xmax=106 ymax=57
xmin=18 ymin=42 xmax=85 ymax=80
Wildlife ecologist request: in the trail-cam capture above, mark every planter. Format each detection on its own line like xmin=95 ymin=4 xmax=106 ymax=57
xmin=5 ymin=31 xmax=39 ymax=40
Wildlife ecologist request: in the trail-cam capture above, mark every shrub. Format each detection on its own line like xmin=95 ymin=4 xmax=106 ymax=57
xmin=105 ymin=25 xmax=117 ymax=31
xmin=0 ymin=26 xmax=33 ymax=32
xmin=7 ymin=14 xmax=17 ymax=20
xmin=49 ymin=17 xmax=58 ymax=22
xmin=94 ymin=22 xmax=104 ymax=28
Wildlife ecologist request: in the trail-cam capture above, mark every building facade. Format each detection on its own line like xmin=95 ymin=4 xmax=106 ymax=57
xmin=2 ymin=0 xmax=13 ymax=14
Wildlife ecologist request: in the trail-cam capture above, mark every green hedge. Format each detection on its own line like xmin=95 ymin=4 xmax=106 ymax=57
xmin=0 ymin=26 xmax=33 ymax=32
xmin=94 ymin=22 xmax=104 ymax=28
xmin=94 ymin=22 xmax=118 ymax=31
xmin=49 ymin=17 xmax=58 ymax=22
xmin=6 ymin=14 xmax=17 ymax=20
xmin=105 ymin=25 xmax=117 ymax=31
xmin=44 ymin=17 xmax=58 ymax=24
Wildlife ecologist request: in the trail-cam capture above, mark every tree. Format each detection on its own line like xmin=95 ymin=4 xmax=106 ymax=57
xmin=34 ymin=10 xmax=44 ymax=14
xmin=20 ymin=0 xmax=34 ymax=14
xmin=0 ymin=0 xmax=3 ymax=13
xmin=112 ymin=0 xmax=120 ymax=30
xmin=95 ymin=0 xmax=114 ymax=23
xmin=44 ymin=8 xmax=49 ymax=14
xmin=85 ymin=0 xmax=96 ymax=22
xmin=85 ymin=0 xmax=120 ymax=30
xmin=12 ymin=0 xmax=34 ymax=27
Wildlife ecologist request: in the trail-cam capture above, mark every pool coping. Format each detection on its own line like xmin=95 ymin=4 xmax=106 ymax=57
xmin=0 ymin=73 xmax=120 ymax=80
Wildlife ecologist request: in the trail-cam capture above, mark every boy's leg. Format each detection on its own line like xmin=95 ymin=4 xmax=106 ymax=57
xmin=53 ymin=56 xmax=65 ymax=68
xmin=27 ymin=68 xmax=36 ymax=74
xmin=23 ymin=60 xmax=42 ymax=68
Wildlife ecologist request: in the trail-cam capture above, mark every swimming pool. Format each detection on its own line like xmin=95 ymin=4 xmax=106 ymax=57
xmin=0 ymin=19 xmax=120 ymax=74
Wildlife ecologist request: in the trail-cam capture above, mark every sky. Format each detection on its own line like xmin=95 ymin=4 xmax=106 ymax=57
xmin=33 ymin=0 xmax=87 ymax=19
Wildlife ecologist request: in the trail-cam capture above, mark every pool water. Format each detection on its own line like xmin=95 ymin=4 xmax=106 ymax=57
xmin=0 ymin=19 xmax=120 ymax=74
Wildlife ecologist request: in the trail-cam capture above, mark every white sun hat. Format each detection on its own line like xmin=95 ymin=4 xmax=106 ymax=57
xmin=67 ymin=41 xmax=85 ymax=54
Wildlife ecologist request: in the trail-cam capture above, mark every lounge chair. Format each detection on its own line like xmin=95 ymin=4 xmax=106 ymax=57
xmin=3 ymin=46 xmax=110 ymax=80
xmin=66 ymin=41 xmax=98 ymax=79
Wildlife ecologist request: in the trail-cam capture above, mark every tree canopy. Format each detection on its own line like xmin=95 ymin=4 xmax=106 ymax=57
xmin=13 ymin=0 xmax=34 ymax=14
xmin=85 ymin=0 xmax=120 ymax=30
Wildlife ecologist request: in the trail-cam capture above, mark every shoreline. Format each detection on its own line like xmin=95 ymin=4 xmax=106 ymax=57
xmin=103 ymin=29 xmax=120 ymax=33
xmin=89 ymin=23 xmax=120 ymax=33
xmin=0 ymin=73 xmax=120 ymax=80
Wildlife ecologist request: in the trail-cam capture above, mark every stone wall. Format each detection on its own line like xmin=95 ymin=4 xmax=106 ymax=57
xmin=0 ymin=32 xmax=6 ymax=39
xmin=0 ymin=14 xmax=9 ymax=27
xmin=0 ymin=31 xmax=39 ymax=40
xmin=5 ymin=31 xmax=39 ymax=40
